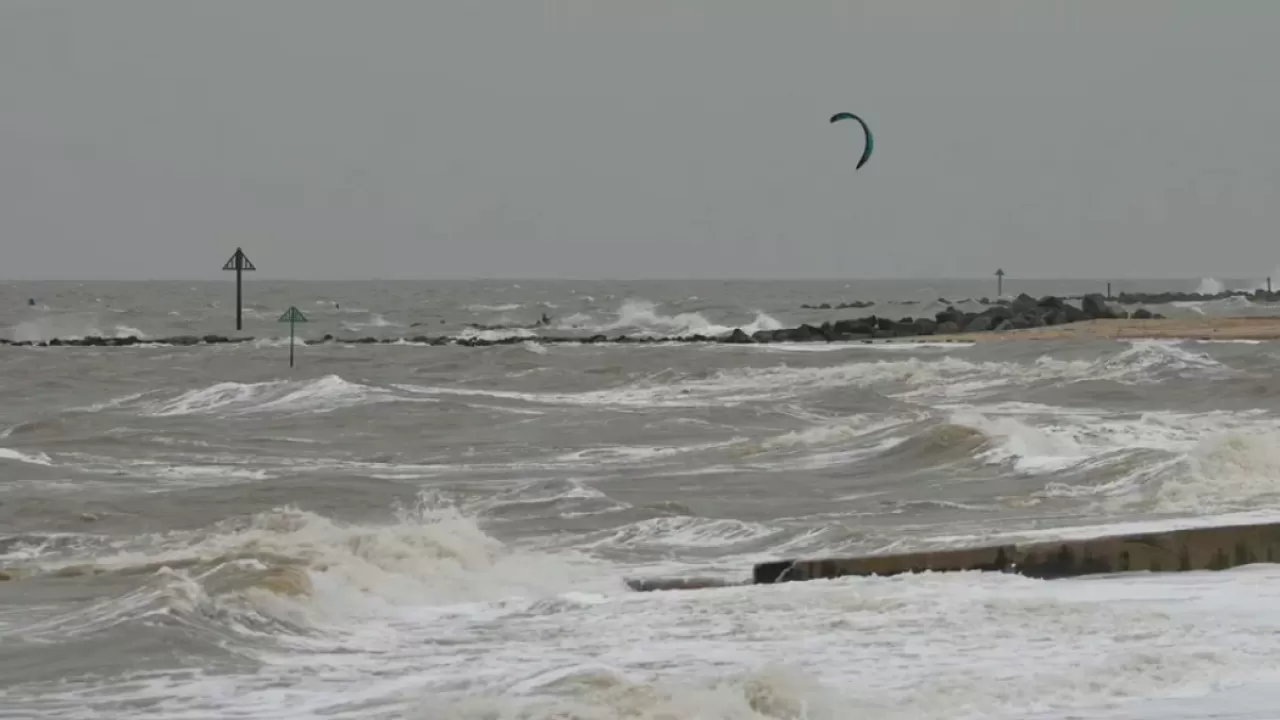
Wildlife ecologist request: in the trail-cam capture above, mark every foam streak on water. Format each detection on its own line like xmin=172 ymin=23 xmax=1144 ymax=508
xmin=3 ymin=279 xmax=1280 ymax=719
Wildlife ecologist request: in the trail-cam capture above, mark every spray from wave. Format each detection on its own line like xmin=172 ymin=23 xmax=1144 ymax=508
xmin=549 ymin=298 xmax=783 ymax=338
xmin=7 ymin=314 xmax=147 ymax=343
xmin=3 ymin=493 xmax=616 ymax=644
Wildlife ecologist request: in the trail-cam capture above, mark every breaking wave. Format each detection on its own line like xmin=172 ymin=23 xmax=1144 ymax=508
xmin=7 ymin=314 xmax=148 ymax=343
xmin=133 ymin=375 xmax=431 ymax=417
xmin=2 ymin=494 xmax=614 ymax=639
xmin=549 ymin=298 xmax=783 ymax=338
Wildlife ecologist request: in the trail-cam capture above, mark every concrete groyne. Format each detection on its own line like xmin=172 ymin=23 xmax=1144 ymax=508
xmin=754 ymin=521 xmax=1280 ymax=583
xmin=622 ymin=520 xmax=1280 ymax=589
xmin=625 ymin=520 xmax=1280 ymax=592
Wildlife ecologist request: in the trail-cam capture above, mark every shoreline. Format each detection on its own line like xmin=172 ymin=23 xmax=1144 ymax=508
xmin=6 ymin=291 xmax=1280 ymax=348
xmin=927 ymin=316 xmax=1280 ymax=343
xmin=7 ymin=316 xmax=1280 ymax=348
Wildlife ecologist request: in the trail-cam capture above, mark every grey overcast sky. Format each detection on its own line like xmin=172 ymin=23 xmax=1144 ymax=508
xmin=2 ymin=2 xmax=1278 ymax=281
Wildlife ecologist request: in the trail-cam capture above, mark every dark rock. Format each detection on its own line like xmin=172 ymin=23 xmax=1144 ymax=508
xmin=833 ymin=318 xmax=875 ymax=335
xmin=965 ymin=315 xmax=995 ymax=333
xmin=1011 ymin=293 xmax=1039 ymax=314
xmin=1081 ymin=293 xmax=1118 ymax=319
xmin=935 ymin=307 xmax=965 ymax=327
xmin=801 ymin=300 xmax=875 ymax=310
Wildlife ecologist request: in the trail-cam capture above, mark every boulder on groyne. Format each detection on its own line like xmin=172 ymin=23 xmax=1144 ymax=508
xmin=752 ymin=520 xmax=1280 ymax=585
xmin=1 ymin=293 xmax=1153 ymax=349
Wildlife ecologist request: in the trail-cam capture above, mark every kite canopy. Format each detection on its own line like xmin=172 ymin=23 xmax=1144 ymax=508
xmin=829 ymin=112 xmax=873 ymax=170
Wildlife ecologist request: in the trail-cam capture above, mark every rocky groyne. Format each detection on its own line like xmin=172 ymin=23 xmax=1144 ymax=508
xmin=802 ymin=287 xmax=1280 ymax=311
xmin=0 ymin=293 xmax=1160 ymax=348
xmin=1112 ymin=289 xmax=1280 ymax=305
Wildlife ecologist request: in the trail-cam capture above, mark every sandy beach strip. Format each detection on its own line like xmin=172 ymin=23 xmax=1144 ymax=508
xmin=928 ymin=316 xmax=1280 ymax=343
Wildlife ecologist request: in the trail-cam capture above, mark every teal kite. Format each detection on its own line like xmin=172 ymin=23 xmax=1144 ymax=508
xmin=829 ymin=112 xmax=873 ymax=170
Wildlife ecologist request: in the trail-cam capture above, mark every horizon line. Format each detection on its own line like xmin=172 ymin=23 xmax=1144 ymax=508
xmin=0 ymin=275 xmax=1255 ymax=284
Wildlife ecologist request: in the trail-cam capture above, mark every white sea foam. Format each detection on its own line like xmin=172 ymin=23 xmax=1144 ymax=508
xmin=0 ymin=447 xmax=54 ymax=466
xmin=137 ymin=375 xmax=430 ymax=417
xmin=455 ymin=326 xmax=539 ymax=342
xmin=551 ymin=298 xmax=784 ymax=338
xmin=12 ymin=561 xmax=1280 ymax=720
xmin=7 ymin=314 xmax=148 ymax=343
xmin=404 ymin=355 xmax=1084 ymax=409
xmin=399 ymin=340 xmax=1232 ymax=414
xmin=467 ymin=303 xmax=522 ymax=312
xmin=938 ymin=400 xmax=1280 ymax=514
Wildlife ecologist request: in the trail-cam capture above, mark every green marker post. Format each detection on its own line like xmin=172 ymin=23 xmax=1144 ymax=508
xmin=277 ymin=306 xmax=308 ymax=368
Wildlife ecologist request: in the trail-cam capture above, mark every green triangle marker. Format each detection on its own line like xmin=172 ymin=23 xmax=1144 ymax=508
xmin=277 ymin=306 xmax=308 ymax=367
xmin=278 ymin=306 xmax=307 ymax=323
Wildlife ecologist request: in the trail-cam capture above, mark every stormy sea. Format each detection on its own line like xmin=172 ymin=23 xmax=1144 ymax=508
xmin=4 ymin=277 xmax=1280 ymax=719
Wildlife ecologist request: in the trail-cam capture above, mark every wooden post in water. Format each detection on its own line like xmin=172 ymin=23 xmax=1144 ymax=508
xmin=995 ymin=268 xmax=1005 ymax=298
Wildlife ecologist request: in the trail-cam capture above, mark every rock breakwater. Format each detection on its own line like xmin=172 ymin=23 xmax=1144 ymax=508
xmin=1 ymin=293 xmax=1158 ymax=349
xmin=802 ymin=287 xmax=1280 ymax=311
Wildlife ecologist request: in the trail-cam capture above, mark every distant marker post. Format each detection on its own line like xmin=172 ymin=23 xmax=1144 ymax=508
xmin=995 ymin=268 xmax=1005 ymax=298
xmin=278 ymin=306 xmax=307 ymax=368
xmin=222 ymin=247 xmax=256 ymax=331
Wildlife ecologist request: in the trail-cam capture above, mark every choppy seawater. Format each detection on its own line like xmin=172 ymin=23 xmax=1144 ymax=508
xmin=3 ymin=277 xmax=1280 ymax=719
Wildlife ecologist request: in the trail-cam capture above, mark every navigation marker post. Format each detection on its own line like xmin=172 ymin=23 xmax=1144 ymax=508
xmin=995 ymin=268 xmax=1005 ymax=298
xmin=278 ymin=306 xmax=308 ymax=368
xmin=222 ymin=247 xmax=256 ymax=331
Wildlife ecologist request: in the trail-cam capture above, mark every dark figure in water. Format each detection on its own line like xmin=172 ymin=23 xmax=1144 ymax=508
xmin=538 ymin=312 xmax=552 ymax=326
xmin=28 ymin=298 xmax=35 ymax=306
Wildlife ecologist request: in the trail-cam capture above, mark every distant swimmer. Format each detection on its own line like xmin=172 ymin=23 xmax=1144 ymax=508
xmin=539 ymin=312 xmax=552 ymax=326
xmin=27 ymin=298 xmax=35 ymax=306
